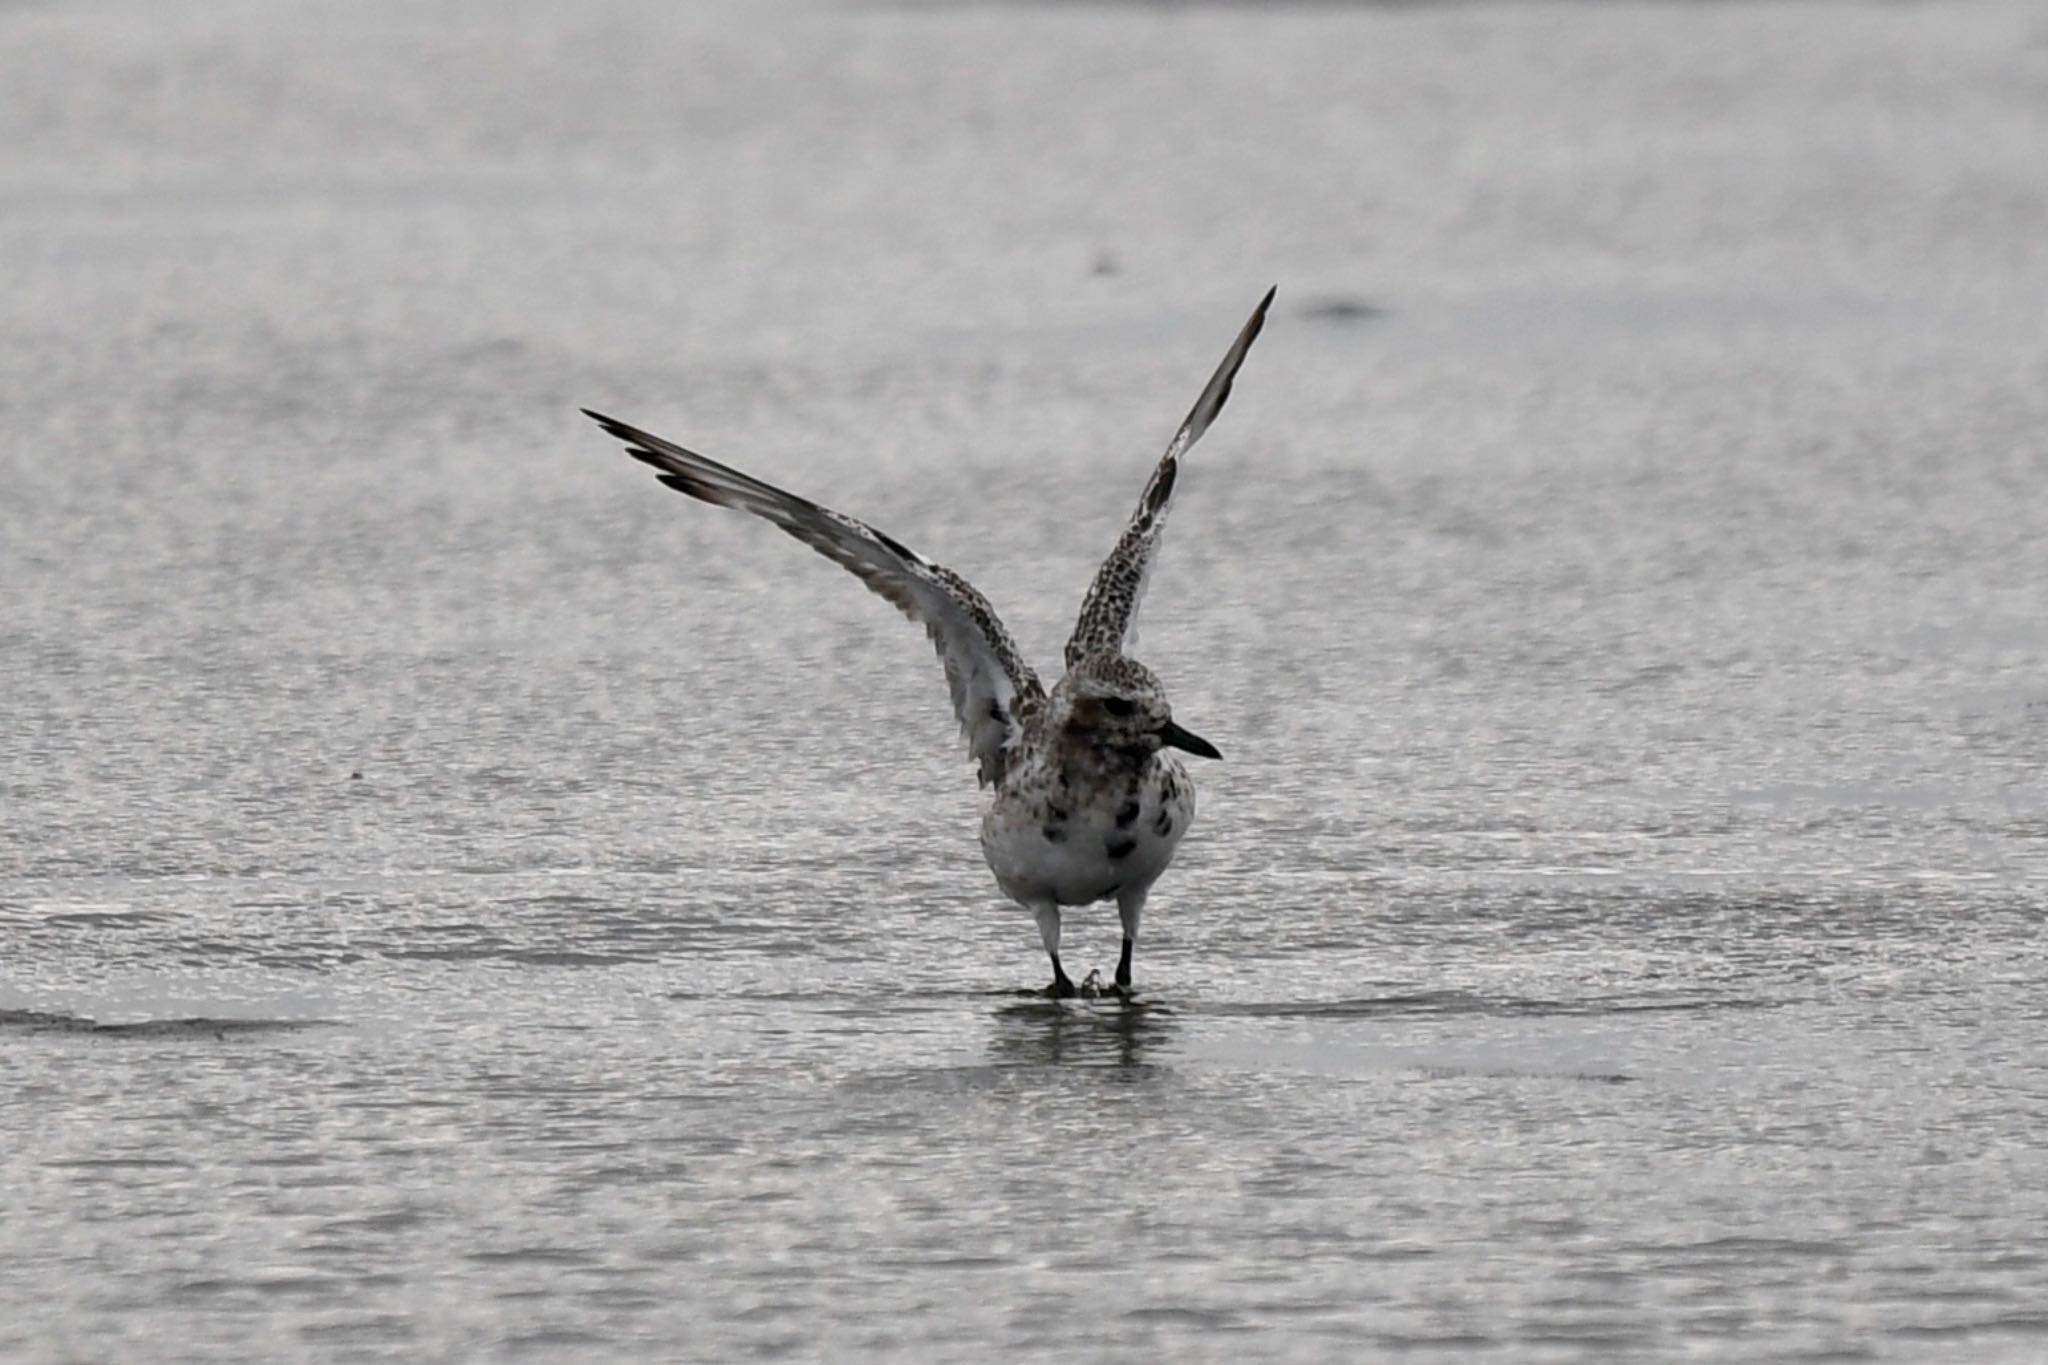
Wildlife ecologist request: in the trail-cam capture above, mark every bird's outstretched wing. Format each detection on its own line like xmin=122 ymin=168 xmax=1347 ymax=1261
xmin=1064 ymin=287 xmax=1274 ymax=668
xmin=585 ymin=410 xmax=1046 ymax=787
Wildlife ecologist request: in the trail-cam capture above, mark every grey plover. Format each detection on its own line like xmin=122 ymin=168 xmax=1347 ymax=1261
xmin=585 ymin=288 xmax=1272 ymax=996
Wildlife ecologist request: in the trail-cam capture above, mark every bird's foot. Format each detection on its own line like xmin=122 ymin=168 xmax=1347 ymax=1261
xmin=1042 ymin=975 xmax=1078 ymax=1000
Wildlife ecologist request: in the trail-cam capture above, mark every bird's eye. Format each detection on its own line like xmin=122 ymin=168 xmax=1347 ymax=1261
xmin=1103 ymin=698 xmax=1136 ymax=719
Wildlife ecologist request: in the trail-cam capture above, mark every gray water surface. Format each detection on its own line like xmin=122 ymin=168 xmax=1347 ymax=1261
xmin=4 ymin=0 xmax=2047 ymax=1360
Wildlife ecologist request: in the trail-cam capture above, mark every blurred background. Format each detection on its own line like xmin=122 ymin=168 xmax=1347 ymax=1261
xmin=3 ymin=1 xmax=2046 ymax=1361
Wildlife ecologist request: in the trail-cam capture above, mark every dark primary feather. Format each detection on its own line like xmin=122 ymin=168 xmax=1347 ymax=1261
xmin=583 ymin=409 xmax=1045 ymax=786
xmin=1065 ymin=287 xmax=1274 ymax=668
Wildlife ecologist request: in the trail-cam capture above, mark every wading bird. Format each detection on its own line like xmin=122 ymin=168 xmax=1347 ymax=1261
xmin=585 ymin=288 xmax=1271 ymax=996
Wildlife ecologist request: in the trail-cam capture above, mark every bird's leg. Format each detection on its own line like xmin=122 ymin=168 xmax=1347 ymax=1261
xmin=1034 ymin=904 xmax=1076 ymax=999
xmin=1115 ymin=889 xmax=1147 ymax=997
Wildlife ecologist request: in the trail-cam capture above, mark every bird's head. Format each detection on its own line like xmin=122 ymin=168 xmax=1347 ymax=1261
xmin=1052 ymin=654 xmax=1220 ymax=760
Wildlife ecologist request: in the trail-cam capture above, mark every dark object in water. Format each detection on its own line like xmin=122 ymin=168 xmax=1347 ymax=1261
xmin=1300 ymin=295 xmax=1383 ymax=323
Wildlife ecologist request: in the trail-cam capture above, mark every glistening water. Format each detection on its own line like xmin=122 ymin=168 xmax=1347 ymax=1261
xmin=4 ymin=1 xmax=2045 ymax=1360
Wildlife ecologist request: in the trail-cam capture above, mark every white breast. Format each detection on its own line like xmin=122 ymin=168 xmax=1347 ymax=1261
xmin=980 ymin=754 xmax=1196 ymax=908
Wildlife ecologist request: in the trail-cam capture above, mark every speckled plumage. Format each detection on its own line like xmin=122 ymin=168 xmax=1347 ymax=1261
xmin=1066 ymin=288 xmax=1272 ymax=669
xmin=584 ymin=288 xmax=1272 ymax=995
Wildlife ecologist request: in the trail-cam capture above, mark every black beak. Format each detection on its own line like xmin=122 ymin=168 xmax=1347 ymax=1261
xmin=1158 ymin=720 xmax=1222 ymax=760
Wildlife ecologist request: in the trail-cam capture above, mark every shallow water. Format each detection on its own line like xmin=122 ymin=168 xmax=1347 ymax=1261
xmin=4 ymin=0 xmax=2047 ymax=1360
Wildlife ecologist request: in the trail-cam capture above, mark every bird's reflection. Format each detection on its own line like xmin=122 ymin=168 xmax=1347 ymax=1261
xmin=987 ymin=996 xmax=1174 ymax=1071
